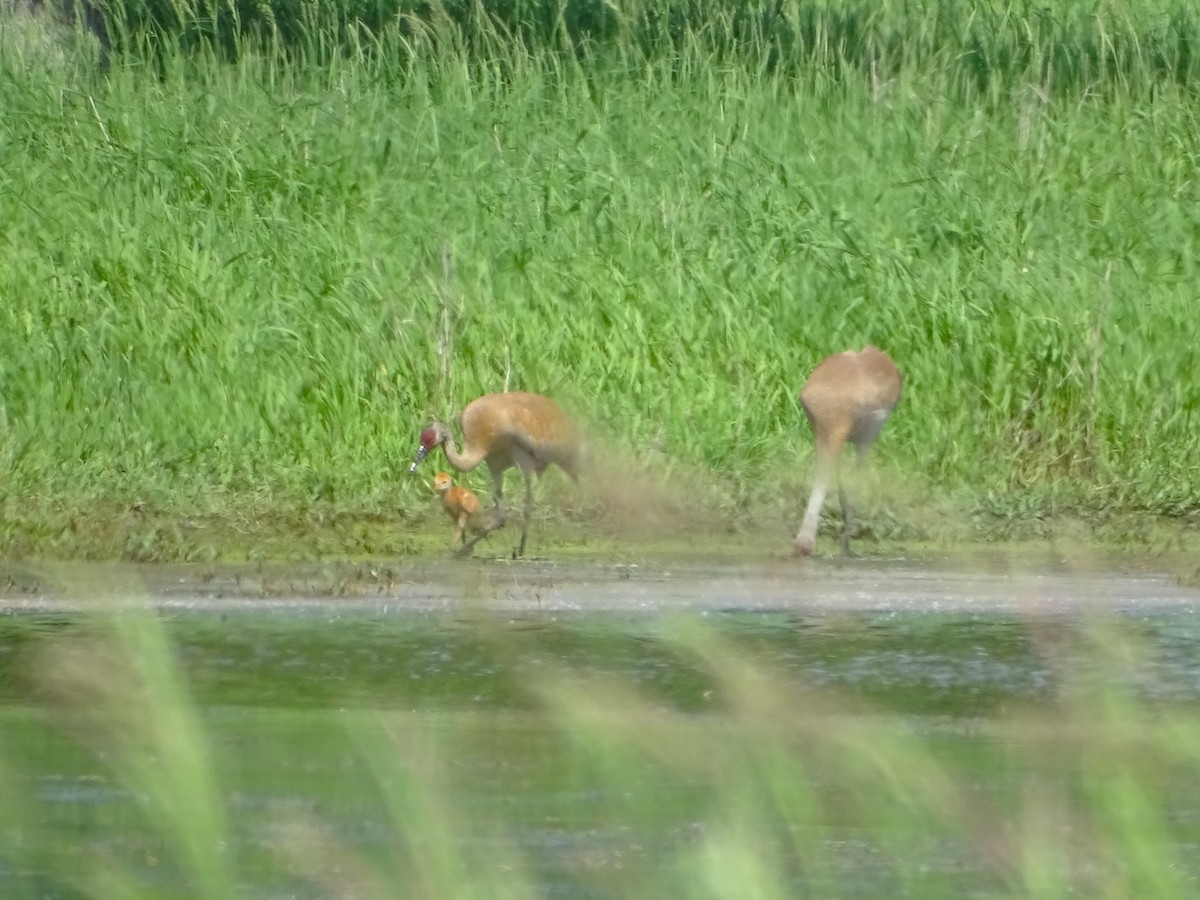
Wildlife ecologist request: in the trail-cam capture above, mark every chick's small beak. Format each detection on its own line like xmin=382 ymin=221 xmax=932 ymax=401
xmin=409 ymin=444 xmax=429 ymax=473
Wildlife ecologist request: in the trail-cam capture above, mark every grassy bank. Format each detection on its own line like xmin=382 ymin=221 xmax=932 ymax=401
xmin=2 ymin=2 xmax=1199 ymax=560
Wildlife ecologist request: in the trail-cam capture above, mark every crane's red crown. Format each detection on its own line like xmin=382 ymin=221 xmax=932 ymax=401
xmin=419 ymin=427 xmax=440 ymax=449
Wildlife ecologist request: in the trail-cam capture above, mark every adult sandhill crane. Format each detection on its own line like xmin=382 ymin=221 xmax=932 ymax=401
xmin=794 ymin=346 xmax=903 ymax=557
xmin=433 ymin=472 xmax=485 ymax=552
xmin=410 ymin=392 xmax=584 ymax=558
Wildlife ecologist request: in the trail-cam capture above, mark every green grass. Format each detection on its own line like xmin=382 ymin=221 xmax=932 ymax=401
xmin=2 ymin=1 xmax=1199 ymax=560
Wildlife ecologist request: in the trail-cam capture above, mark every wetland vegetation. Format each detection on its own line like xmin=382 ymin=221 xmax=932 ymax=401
xmin=3 ymin=5 xmax=1200 ymax=895
xmin=2 ymin=0 xmax=1199 ymax=561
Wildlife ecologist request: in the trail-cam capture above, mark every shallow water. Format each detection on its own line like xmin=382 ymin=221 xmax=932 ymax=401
xmin=2 ymin=557 xmax=1200 ymax=897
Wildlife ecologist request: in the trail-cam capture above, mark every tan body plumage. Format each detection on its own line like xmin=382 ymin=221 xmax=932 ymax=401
xmin=433 ymin=472 xmax=484 ymax=550
xmin=794 ymin=346 xmax=903 ymax=557
xmin=411 ymin=392 xmax=584 ymax=558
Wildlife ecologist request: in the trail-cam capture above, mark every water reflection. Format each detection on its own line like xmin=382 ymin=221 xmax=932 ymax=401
xmin=2 ymin=605 xmax=1199 ymax=897
xmin=4 ymin=608 xmax=1200 ymax=710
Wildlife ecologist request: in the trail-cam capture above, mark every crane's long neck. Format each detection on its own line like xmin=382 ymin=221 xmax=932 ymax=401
xmin=440 ymin=436 xmax=486 ymax=473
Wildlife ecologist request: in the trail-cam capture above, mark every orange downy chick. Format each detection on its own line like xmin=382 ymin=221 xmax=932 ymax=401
xmin=433 ymin=471 xmax=484 ymax=551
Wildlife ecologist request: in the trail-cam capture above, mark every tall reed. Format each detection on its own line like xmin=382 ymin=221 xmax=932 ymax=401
xmin=2 ymin=1 xmax=1198 ymax=557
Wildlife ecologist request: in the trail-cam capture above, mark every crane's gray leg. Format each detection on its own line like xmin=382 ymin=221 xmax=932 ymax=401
xmin=489 ymin=466 xmax=508 ymax=531
xmin=514 ymin=471 xmax=534 ymax=559
xmin=795 ymin=451 xmax=835 ymax=557
xmin=838 ymin=444 xmax=873 ymax=556
xmin=837 ymin=476 xmax=855 ymax=557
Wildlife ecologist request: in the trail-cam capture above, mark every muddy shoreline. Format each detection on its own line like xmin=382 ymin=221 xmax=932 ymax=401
xmin=3 ymin=552 xmax=1198 ymax=615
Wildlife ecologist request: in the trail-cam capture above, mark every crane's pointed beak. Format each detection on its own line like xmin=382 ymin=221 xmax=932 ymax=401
xmin=409 ymin=444 xmax=429 ymax=474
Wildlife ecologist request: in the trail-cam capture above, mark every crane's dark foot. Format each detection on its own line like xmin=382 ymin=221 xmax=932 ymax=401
xmin=839 ymin=523 xmax=864 ymax=557
xmin=511 ymin=531 xmax=529 ymax=560
xmin=456 ymin=534 xmax=488 ymax=558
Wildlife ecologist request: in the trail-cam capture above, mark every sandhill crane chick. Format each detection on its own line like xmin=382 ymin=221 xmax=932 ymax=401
xmin=795 ymin=346 xmax=902 ymax=557
xmin=433 ymin=471 xmax=484 ymax=552
xmin=411 ymin=392 xmax=584 ymax=558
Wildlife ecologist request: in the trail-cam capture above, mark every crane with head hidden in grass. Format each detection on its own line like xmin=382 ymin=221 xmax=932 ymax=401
xmin=411 ymin=392 xmax=584 ymax=558
xmin=794 ymin=346 xmax=903 ymax=558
